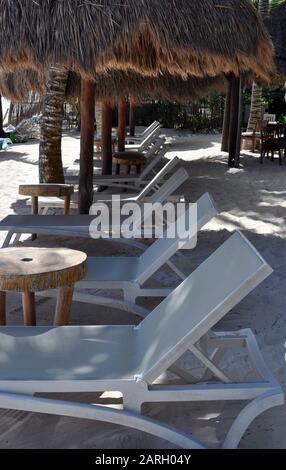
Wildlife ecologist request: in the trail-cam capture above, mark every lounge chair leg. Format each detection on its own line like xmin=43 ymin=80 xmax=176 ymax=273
xmin=0 ymin=292 xmax=6 ymax=325
xmin=223 ymin=389 xmax=284 ymax=449
xmin=54 ymin=285 xmax=74 ymax=326
xmin=22 ymin=291 xmax=36 ymax=326
xmin=2 ymin=231 xmax=14 ymax=248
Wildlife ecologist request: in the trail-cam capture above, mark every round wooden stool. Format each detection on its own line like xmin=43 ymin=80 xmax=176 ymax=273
xmin=0 ymin=247 xmax=87 ymax=327
xmin=113 ymin=151 xmax=146 ymax=175
xmin=19 ymin=184 xmax=74 ymax=216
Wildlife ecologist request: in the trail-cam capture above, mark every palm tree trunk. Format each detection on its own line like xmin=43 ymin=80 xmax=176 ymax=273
xmin=247 ymin=0 xmax=269 ymax=131
xmin=39 ymin=66 xmax=68 ymax=183
xmin=95 ymin=102 xmax=102 ymax=137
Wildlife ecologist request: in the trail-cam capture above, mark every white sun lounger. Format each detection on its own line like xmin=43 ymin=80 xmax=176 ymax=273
xmin=28 ymin=155 xmax=184 ymax=214
xmin=0 ymin=231 xmax=282 ymax=448
xmin=38 ymin=193 xmax=217 ymax=317
xmin=125 ymin=125 xmax=161 ymax=152
xmin=66 ymin=136 xmax=166 ymax=182
xmin=24 ymin=156 xmax=185 ymax=216
xmin=125 ymin=121 xmax=161 ymax=144
xmin=0 ymin=166 xmax=189 ymax=247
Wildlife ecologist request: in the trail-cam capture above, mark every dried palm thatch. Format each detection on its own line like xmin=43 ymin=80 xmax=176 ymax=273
xmin=0 ymin=69 xmax=45 ymax=102
xmin=265 ymin=3 xmax=286 ymax=80
xmin=0 ymin=0 xmax=274 ymax=82
xmin=67 ymin=71 xmax=226 ymax=104
xmin=0 ymin=68 xmax=226 ymax=104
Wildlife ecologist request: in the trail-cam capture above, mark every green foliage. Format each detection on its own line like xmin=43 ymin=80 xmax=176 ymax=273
xmin=136 ymin=93 xmax=224 ymax=132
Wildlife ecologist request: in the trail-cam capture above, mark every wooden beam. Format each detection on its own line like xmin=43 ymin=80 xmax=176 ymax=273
xmin=79 ymin=79 xmax=95 ymax=214
xmin=221 ymin=78 xmax=231 ymax=152
xmin=102 ymin=101 xmax=113 ymax=175
xmin=118 ymin=97 xmax=127 ymax=152
xmin=129 ymin=98 xmax=136 ymax=137
xmin=228 ymin=75 xmax=242 ymax=167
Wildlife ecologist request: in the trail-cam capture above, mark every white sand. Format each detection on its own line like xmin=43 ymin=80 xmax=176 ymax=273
xmin=0 ymin=130 xmax=285 ymax=448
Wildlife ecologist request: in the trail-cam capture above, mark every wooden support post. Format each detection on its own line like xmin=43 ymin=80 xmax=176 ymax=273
xmin=221 ymin=78 xmax=232 ymax=152
xmin=102 ymin=101 xmax=113 ymax=175
xmin=79 ymin=79 xmax=95 ymax=214
xmin=118 ymin=97 xmax=127 ymax=153
xmin=129 ymin=98 xmax=136 ymax=137
xmin=228 ymin=75 xmax=242 ymax=168
xmin=234 ymin=78 xmax=243 ymax=168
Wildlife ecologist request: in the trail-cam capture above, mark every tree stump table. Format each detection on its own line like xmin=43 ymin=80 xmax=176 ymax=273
xmin=19 ymin=184 xmax=75 ymax=240
xmin=0 ymin=247 xmax=87 ymax=326
xmin=112 ymin=151 xmax=146 ymax=175
xmin=19 ymin=184 xmax=75 ymax=216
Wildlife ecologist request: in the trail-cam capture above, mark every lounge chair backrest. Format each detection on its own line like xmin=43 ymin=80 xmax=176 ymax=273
xmin=138 ymin=157 xmax=181 ymax=200
xmin=141 ymin=121 xmax=160 ymax=138
xmin=138 ymin=126 xmax=161 ymax=150
xmin=135 ymin=231 xmax=272 ymax=383
xmin=147 ymin=167 xmax=188 ymax=205
xmin=139 ymin=138 xmax=166 ymax=180
xmin=136 ymin=193 xmax=217 ymax=284
xmin=144 ymin=137 xmax=165 ymax=159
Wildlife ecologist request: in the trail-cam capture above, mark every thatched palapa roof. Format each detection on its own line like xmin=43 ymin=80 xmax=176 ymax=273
xmin=0 ymin=0 xmax=274 ymax=82
xmin=265 ymin=3 xmax=286 ymax=80
xmin=0 ymin=70 xmax=45 ymax=102
xmin=0 ymin=68 xmax=226 ymax=104
xmin=66 ymin=71 xmax=226 ymax=104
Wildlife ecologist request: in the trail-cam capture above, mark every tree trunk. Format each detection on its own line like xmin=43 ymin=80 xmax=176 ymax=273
xmin=95 ymin=101 xmax=102 ymax=137
xmin=247 ymin=0 xmax=269 ymax=131
xmin=118 ymin=97 xmax=126 ymax=152
xmin=102 ymin=101 xmax=113 ymax=175
xmin=129 ymin=98 xmax=136 ymax=137
xmin=39 ymin=66 xmax=68 ymax=183
xmin=0 ymin=95 xmax=3 ymax=133
xmin=8 ymin=103 xmax=14 ymax=124
xmin=79 ymin=80 xmax=95 ymax=214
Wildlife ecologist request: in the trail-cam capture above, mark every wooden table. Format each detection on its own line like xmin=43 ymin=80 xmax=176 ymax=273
xmin=19 ymin=184 xmax=74 ymax=216
xmin=19 ymin=184 xmax=74 ymax=240
xmin=112 ymin=151 xmax=146 ymax=175
xmin=0 ymin=247 xmax=87 ymax=326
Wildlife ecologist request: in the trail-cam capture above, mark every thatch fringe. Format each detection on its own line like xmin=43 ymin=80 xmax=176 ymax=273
xmin=67 ymin=71 xmax=226 ymax=104
xmin=0 ymin=68 xmax=226 ymax=104
xmin=0 ymin=0 xmax=274 ymax=82
xmin=0 ymin=69 xmax=45 ymax=102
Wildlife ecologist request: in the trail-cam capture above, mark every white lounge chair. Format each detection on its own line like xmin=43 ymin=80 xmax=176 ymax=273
xmin=66 ymin=136 xmax=166 ymax=181
xmin=0 ymin=166 xmax=189 ymax=247
xmin=37 ymin=193 xmax=217 ymax=317
xmin=0 ymin=231 xmax=282 ymax=448
xmin=125 ymin=121 xmax=161 ymax=144
xmin=27 ymin=155 xmax=184 ymax=214
xmin=125 ymin=125 xmax=161 ymax=152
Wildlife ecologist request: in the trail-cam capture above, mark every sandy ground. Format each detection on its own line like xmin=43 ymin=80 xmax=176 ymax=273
xmin=0 ymin=129 xmax=285 ymax=449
